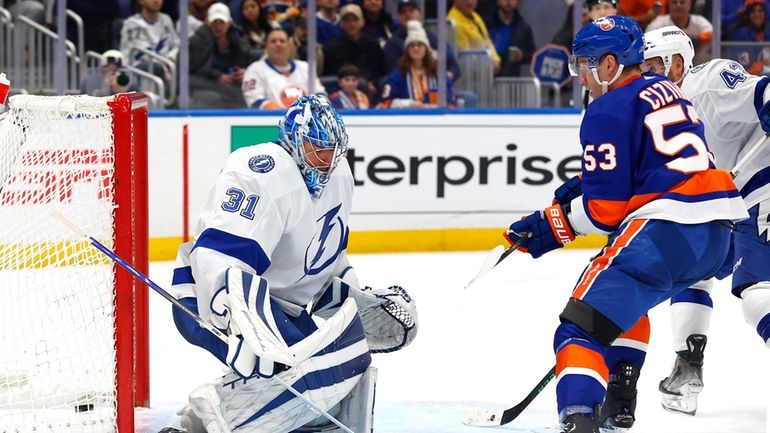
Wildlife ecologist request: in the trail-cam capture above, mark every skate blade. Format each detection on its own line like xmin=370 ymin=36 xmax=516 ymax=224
xmin=660 ymin=394 xmax=697 ymax=416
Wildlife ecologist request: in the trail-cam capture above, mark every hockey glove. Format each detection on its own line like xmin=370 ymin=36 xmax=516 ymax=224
xmin=506 ymin=204 xmax=575 ymax=258
xmin=553 ymin=175 xmax=582 ymax=205
xmin=759 ymin=99 xmax=770 ymax=134
xmin=349 ymin=284 xmax=418 ymax=353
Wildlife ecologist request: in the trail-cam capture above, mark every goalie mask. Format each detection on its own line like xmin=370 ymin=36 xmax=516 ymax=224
xmin=644 ymin=25 xmax=695 ymax=84
xmin=278 ymin=95 xmax=349 ymax=198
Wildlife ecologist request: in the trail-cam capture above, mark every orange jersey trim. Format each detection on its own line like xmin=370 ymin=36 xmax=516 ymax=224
xmin=617 ymin=315 xmax=651 ymax=344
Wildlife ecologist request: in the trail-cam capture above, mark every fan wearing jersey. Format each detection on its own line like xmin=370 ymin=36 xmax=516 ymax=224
xmin=505 ymin=16 xmax=747 ymax=433
xmin=640 ymin=26 xmax=770 ymax=416
xmin=160 ymin=95 xmax=417 ymax=433
xmin=242 ymin=28 xmax=326 ymax=109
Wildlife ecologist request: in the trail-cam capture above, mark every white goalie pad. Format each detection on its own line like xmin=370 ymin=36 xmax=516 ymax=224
xmin=182 ymin=297 xmax=372 ymax=433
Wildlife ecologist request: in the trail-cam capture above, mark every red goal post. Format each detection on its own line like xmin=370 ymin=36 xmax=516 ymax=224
xmin=0 ymin=92 xmax=149 ymax=432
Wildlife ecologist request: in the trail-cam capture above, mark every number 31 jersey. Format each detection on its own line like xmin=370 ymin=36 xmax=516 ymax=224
xmin=568 ymin=72 xmax=748 ymax=235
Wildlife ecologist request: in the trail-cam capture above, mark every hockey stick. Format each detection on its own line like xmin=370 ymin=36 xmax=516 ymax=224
xmin=731 ymin=133 xmax=770 ymax=179
xmin=50 ymin=209 xmax=355 ymax=433
xmin=462 ymin=365 xmax=556 ymax=427
xmin=464 ymin=239 xmax=525 ymax=289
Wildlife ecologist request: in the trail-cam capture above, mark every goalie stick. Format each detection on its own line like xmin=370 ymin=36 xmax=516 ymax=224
xmin=462 ymin=365 xmax=556 ymax=427
xmin=50 ymin=209 xmax=355 ymax=433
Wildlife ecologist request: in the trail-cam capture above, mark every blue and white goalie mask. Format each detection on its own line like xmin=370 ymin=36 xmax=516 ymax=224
xmin=278 ymin=95 xmax=349 ymax=198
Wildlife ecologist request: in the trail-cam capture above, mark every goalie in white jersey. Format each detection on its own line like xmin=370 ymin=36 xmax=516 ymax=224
xmin=162 ymin=95 xmax=418 ymax=433
xmin=641 ymin=26 xmax=770 ymax=416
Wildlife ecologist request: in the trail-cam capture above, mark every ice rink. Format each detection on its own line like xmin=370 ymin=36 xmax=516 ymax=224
xmin=138 ymin=248 xmax=770 ymax=433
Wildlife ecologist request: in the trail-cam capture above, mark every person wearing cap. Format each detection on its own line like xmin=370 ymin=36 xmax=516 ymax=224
xmin=448 ymin=0 xmax=501 ymax=74
xmin=329 ymin=64 xmax=371 ymax=109
xmin=242 ymin=27 xmax=326 ymax=109
xmin=322 ymin=3 xmax=386 ymax=95
xmin=80 ymin=50 xmax=138 ymax=97
xmin=483 ymin=0 xmax=534 ymax=77
xmin=316 ymin=0 xmax=342 ymax=45
xmin=119 ymin=0 xmax=179 ymax=81
xmin=380 ymin=20 xmax=455 ymax=108
xmin=383 ymin=0 xmax=461 ymax=80
xmin=186 ymin=2 xmax=251 ymax=108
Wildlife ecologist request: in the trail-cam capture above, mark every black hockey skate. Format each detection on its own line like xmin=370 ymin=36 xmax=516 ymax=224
xmin=157 ymin=428 xmax=186 ymax=433
xmin=599 ymin=363 xmax=639 ymax=432
xmin=561 ymin=411 xmax=600 ymax=433
xmin=659 ymin=334 xmax=706 ymax=416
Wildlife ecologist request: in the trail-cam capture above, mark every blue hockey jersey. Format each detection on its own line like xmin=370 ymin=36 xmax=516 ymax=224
xmin=568 ymin=72 xmax=748 ymax=235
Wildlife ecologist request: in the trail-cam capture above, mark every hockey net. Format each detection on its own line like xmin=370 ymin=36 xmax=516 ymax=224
xmin=0 ymin=93 xmax=149 ymax=432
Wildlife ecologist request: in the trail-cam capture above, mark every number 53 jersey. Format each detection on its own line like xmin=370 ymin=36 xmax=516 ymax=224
xmin=568 ymin=72 xmax=748 ymax=236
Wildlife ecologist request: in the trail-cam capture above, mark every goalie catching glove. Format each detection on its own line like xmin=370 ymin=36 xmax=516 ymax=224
xmin=312 ymin=268 xmax=418 ymax=353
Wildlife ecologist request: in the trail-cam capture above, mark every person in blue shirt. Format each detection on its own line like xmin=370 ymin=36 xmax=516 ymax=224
xmin=483 ymin=0 xmax=534 ymax=76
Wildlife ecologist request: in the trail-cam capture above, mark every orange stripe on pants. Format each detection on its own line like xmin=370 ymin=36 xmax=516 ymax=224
xmin=617 ymin=315 xmax=651 ymax=345
xmin=556 ymin=343 xmax=609 ymax=383
xmin=572 ymin=219 xmax=648 ymax=300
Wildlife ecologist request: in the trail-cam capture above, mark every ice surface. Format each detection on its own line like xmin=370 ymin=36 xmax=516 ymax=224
xmin=138 ymin=249 xmax=769 ymax=433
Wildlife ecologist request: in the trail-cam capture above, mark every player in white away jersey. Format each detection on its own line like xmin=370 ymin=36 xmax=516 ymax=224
xmin=161 ymin=95 xmax=417 ymax=433
xmin=642 ymin=26 xmax=770 ymax=416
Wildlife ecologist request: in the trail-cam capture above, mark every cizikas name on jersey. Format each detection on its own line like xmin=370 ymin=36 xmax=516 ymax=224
xmin=346 ymin=144 xmax=581 ymax=198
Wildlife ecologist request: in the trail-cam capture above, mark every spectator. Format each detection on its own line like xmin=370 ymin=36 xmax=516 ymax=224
xmin=448 ymin=0 xmax=501 ymax=74
xmin=483 ymin=0 xmax=534 ymax=76
xmin=586 ymin=0 xmax=619 ymax=20
xmin=322 ymin=4 xmax=386 ymax=95
xmin=120 ymin=0 xmax=180 ymax=82
xmin=647 ymin=0 xmax=713 ymax=64
xmin=240 ymin=0 xmax=275 ymax=58
xmin=329 ymin=64 xmax=371 ymax=109
xmin=242 ymin=27 xmax=326 ymax=109
xmin=176 ymin=0 xmax=213 ymax=35
xmin=618 ymin=0 xmax=665 ymax=28
xmin=380 ymin=21 xmax=455 ymax=108
xmin=731 ymin=0 xmax=770 ymax=75
xmin=80 ymin=50 xmax=138 ymax=97
xmin=289 ymin=13 xmax=324 ymax=75
xmin=187 ymin=2 xmax=250 ymax=108
xmin=316 ymin=0 xmax=342 ymax=45
xmin=720 ymin=0 xmax=770 ymax=38
xmin=383 ymin=0 xmax=461 ymax=79
xmin=362 ymin=0 xmax=399 ymax=47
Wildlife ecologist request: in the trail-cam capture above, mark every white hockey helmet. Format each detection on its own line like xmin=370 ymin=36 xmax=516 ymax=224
xmin=643 ymin=26 xmax=694 ymax=81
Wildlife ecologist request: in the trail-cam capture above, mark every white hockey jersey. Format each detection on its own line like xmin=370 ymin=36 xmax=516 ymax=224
xmin=120 ymin=12 xmax=180 ymax=64
xmin=682 ymin=58 xmax=770 ymax=207
xmin=172 ymin=142 xmax=354 ymax=319
xmin=242 ymin=59 xmax=325 ymax=109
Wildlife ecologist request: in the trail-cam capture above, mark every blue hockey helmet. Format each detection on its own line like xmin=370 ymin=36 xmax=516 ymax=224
xmin=569 ymin=16 xmax=645 ymax=76
xmin=278 ymin=94 xmax=349 ymax=198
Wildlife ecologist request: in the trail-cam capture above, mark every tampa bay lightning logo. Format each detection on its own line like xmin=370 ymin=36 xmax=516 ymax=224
xmin=248 ymin=155 xmax=275 ymax=173
xmin=304 ymin=203 xmax=348 ymax=276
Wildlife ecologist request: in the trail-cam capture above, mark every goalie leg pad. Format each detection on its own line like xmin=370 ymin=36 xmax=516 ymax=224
xmin=185 ymin=304 xmax=371 ymax=433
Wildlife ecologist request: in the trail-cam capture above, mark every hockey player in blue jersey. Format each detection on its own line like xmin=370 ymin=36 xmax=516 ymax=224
xmin=160 ymin=95 xmax=418 ymax=433
xmin=640 ymin=26 xmax=770 ymax=417
xmin=505 ymin=16 xmax=747 ymax=433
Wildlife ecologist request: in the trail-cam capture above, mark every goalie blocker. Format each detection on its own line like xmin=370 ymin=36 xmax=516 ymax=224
xmin=169 ymin=266 xmax=418 ymax=433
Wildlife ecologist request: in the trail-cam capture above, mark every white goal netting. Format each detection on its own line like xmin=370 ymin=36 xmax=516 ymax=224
xmin=0 ymin=95 xmax=120 ymax=433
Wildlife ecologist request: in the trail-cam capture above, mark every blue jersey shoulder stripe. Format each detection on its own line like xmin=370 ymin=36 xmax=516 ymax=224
xmin=172 ymin=266 xmax=195 ymax=285
xmin=753 ymin=76 xmax=770 ymax=115
xmin=193 ymin=228 xmax=272 ymax=275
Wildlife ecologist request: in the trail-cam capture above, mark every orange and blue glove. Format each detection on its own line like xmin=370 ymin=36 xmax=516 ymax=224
xmin=505 ymin=204 xmax=575 ymax=258
xmin=553 ymin=174 xmax=582 ymax=205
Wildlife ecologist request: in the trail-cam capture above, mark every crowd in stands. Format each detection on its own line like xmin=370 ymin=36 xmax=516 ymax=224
xmin=4 ymin=0 xmax=770 ymax=109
